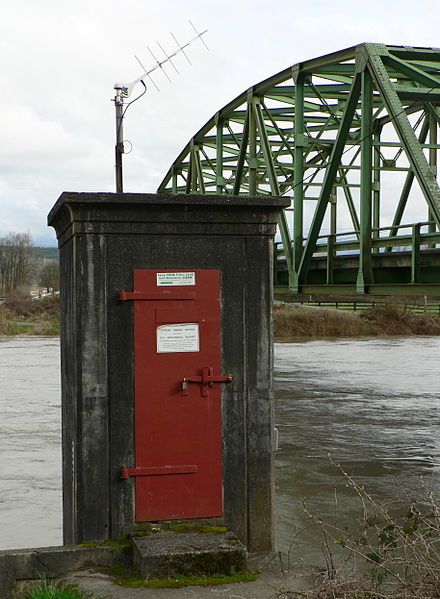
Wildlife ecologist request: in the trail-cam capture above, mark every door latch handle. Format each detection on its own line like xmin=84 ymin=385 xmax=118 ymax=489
xmin=181 ymin=366 xmax=232 ymax=397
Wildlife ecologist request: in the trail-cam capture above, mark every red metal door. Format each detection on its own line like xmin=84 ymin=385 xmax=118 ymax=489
xmin=128 ymin=268 xmax=224 ymax=521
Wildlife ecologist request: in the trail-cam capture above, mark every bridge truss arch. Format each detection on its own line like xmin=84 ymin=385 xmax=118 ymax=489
xmin=158 ymin=44 xmax=440 ymax=295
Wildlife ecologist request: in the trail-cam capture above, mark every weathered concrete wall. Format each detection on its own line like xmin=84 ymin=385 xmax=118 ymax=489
xmin=0 ymin=544 xmax=130 ymax=598
xmin=48 ymin=192 xmax=289 ymax=553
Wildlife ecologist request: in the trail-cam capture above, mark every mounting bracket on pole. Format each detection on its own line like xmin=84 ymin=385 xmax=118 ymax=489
xmin=114 ymin=85 xmax=125 ymax=193
xmin=112 ymin=23 xmax=208 ymax=194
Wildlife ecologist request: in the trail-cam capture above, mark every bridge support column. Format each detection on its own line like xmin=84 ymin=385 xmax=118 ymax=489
xmin=411 ymin=223 xmax=421 ymax=283
xmin=428 ymin=114 xmax=438 ymax=247
xmin=356 ymin=67 xmax=374 ymax=292
xmin=293 ymin=68 xmax=305 ymax=274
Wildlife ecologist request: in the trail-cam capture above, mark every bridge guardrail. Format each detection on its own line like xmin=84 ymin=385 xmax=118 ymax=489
xmin=291 ymin=301 xmax=440 ymax=314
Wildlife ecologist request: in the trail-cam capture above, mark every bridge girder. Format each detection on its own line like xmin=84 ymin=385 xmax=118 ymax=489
xmin=158 ymin=43 xmax=440 ymax=295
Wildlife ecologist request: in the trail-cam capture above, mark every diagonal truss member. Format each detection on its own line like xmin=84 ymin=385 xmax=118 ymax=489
xmin=158 ymin=43 xmax=440 ymax=294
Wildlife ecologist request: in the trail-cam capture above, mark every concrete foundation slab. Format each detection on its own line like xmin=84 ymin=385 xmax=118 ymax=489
xmin=61 ymin=552 xmax=316 ymax=599
xmin=132 ymin=532 xmax=246 ymax=578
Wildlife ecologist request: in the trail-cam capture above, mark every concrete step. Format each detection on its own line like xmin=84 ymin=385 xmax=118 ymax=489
xmin=132 ymin=531 xmax=246 ymax=579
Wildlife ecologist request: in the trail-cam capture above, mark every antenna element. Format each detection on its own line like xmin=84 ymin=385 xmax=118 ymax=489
xmin=112 ymin=24 xmax=208 ymax=193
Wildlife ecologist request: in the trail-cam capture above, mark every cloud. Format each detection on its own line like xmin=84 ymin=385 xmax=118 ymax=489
xmin=1 ymin=0 xmax=440 ymax=245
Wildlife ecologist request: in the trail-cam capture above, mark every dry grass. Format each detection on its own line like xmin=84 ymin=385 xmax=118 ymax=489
xmin=0 ymin=309 xmax=20 ymax=335
xmin=3 ymin=295 xmax=60 ymax=317
xmin=362 ymin=304 xmax=440 ymax=336
xmin=0 ymin=296 xmax=59 ymax=336
xmin=3 ymin=298 xmax=440 ymax=339
xmin=274 ymin=303 xmax=440 ymax=339
xmin=274 ymin=304 xmax=372 ymax=338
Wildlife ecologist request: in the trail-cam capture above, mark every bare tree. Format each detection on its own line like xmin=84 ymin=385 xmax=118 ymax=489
xmin=39 ymin=260 xmax=60 ymax=292
xmin=0 ymin=232 xmax=35 ymax=295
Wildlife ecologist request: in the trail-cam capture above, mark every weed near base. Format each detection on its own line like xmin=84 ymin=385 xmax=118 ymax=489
xmin=17 ymin=578 xmax=97 ymax=599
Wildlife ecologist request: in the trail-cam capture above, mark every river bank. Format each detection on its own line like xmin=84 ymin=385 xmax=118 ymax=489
xmin=2 ymin=296 xmax=440 ymax=338
xmin=274 ymin=301 xmax=440 ymax=338
xmin=0 ymin=296 xmax=59 ymax=335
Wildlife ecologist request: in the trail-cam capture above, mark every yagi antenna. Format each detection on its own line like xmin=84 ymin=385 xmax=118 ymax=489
xmin=134 ymin=55 xmax=160 ymax=91
xmin=113 ymin=23 xmax=208 ymax=194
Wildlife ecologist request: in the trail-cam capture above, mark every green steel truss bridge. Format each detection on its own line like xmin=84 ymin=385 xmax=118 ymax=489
xmin=158 ymin=44 xmax=440 ymax=296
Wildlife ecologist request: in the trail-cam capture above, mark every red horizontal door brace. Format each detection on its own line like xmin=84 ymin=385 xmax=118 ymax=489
xmin=120 ymin=465 xmax=197 ymax=480
xmin=119 ymin=290 xmax=195 ymax=301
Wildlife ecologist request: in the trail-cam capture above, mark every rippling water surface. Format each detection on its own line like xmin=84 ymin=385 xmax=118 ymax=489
xmin=275 ymin=336 xmax=440 ymax=568
xmin=1 ymin=335 xmax=439 ymax=570
xmin=0 ymin=337 xmax=61 ymax=549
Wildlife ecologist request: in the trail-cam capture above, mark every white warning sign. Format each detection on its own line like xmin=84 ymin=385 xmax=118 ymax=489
xmin=156 ymin=323 xmax=200 ymax=353
xmin=156 ymin=272 xmax=195 ymax=286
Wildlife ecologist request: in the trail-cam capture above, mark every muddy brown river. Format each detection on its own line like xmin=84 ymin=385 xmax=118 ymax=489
xmin=1 ymin=335 xmax=439 ymax=571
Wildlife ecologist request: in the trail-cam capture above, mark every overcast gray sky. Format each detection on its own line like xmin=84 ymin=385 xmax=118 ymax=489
xmin=1 ymin=0 xmax=439 ymax=245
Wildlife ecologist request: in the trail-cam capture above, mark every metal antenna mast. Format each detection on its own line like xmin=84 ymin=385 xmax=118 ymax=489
xmin=113 ymin=23 xmax=208 ymax=194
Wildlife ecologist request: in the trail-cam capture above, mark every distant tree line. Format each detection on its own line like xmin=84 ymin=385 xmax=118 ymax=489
xmin=0 ymin=232 xmax=59 ymax=296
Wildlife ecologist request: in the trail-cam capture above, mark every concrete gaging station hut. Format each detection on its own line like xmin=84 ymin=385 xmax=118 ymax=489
xmin=48 ymin=192 xmax=288 ymax=556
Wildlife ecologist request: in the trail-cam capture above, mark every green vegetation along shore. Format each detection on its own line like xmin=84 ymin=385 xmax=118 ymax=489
xmin=2 ymin=296 xmax=440 ymax=339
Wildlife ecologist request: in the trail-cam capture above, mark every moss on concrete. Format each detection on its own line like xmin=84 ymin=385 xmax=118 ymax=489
xmin=77 ymin=525 xmax=229 ymax=552
xmin=99 ymin=564 xmax=256 ymax=588
xmin=164 ymin=524 xmax=229 ymax=534
xmin=78 ymin=538 xmax=131 ymax=550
